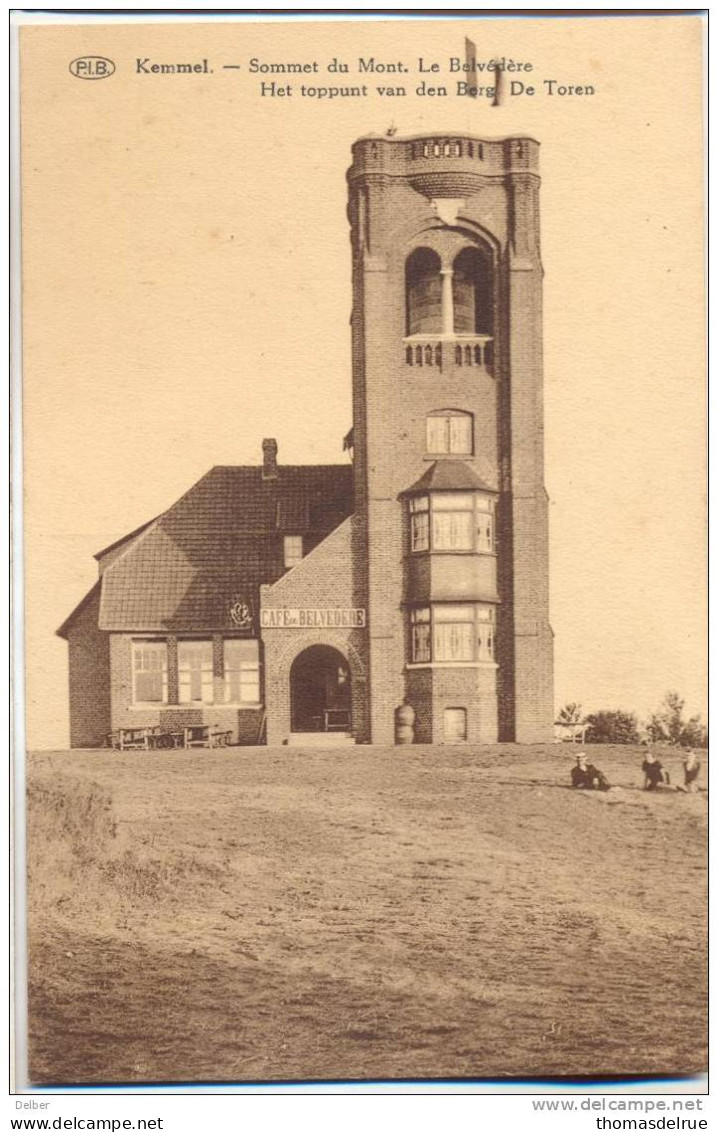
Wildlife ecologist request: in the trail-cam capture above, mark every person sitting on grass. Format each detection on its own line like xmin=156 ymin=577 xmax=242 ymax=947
xmin=571 ymin=753 xmax=611 ymax=791
xmin=680 ymin=749 xmax=701 ymax=793
xmin=642 ymin=751 xmax=671 ymax=790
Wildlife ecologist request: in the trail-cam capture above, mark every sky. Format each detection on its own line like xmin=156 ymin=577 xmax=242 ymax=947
xmin=18 ymin=13 xmax=706 ymax=748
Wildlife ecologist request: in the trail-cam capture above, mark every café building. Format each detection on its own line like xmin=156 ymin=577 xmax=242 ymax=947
xmin=59 ymin=131 xmax=554 ymax=748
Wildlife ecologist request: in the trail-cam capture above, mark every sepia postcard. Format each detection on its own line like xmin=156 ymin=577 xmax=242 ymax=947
xmin=14 ymin=11 xmax=707 ymax=1093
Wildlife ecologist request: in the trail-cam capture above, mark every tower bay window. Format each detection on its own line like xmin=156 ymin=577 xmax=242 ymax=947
xmin=132 ymin=641 xmax=168 ymax=704
xmin=410 ymin=607 xmax=431 ymax=662
xmin=426 ymin=410 xmax=473 ymax=455
xmin=409 ymin=491 xmax=495 ymax=554
xmin=476 ymin=495 xmax=495 ymax=552
xmin=410 ymin=495 xmax=430 ymax=552
xmin=178 ymin=640 xmax=214 ymax=704
xmin=476 ymin=605 xmax=495 ymax=661
xmin=409 ymin=604 xmax=496 ymax=664
xmin=432 ymin=493 xmax=475 ymax=550
xmin=434 ymin=604 xmax=475 ymax=661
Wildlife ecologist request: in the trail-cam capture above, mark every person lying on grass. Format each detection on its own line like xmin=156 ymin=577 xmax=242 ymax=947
xmin=570 ymin=753 xmax=611 ymax=791
xmin=642 ymin=751 xmax=671 ymax=790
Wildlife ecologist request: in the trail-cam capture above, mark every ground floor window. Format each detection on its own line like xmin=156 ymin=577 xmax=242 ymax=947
xmin=131 ymin=636 xmax=261 ymax=706
xmin=178 ymin=640 xmax=214 ymax=704
xmin=132 ymin=641 xmax=168 ymax=704
xmin=224 ymin=639 xmax=260 ymax=704
xmin=409 ymin=604 xmax=496 ymax=664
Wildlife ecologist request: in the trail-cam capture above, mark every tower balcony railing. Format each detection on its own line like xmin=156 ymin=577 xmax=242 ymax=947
xmin=404 ymin=334 xmax=494 ymax=375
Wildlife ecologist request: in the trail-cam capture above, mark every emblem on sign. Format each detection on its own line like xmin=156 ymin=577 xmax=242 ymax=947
xmin=229 ymin=599 xmax=253 ymax=630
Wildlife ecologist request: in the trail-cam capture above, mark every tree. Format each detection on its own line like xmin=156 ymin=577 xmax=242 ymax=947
xmin=556 ymin=702 xmax=583 ymax=726
xmin=646 ymin=690 xmax=707 ymax=748
xmin=584 ymin=710 xmax=640 ymax=745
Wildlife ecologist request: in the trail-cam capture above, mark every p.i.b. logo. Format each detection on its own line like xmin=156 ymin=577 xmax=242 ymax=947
xmin=69 ymin=56 xmax=116 ymax=80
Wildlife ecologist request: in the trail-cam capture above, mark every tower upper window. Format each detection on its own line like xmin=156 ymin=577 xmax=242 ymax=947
xmin=405 ymin=247 xmax=442 ymax=336
xmin=452 ymin=247 xmax=493 ymax=336
xmin=405 ymin=244 xmax=494 ymax=342
xmin=426 ymin=410 xmax=473 ymax=455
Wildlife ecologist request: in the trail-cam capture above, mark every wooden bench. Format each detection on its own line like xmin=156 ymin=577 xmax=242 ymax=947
xmin=324 ymin=709 xmax=351 ymax=733
xmin=108 ymin=725 xmax=233 ymax=751
xmin=182 ymin=725 xmax=233 ymax=749
xmin=108 ymin=726 xmax=162 ymax=751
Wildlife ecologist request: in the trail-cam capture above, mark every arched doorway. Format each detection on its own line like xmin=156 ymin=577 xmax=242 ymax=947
xmin=290 ymin=645 xmax=352 ymax=733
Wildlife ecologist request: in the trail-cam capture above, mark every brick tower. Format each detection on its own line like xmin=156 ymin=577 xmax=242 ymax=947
xmin=347 ymin=133 xmax=553 ymax=745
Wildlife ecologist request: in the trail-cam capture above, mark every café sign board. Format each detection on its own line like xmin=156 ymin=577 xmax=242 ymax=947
xmin=260 ymin=608 xmax=366 ymax=629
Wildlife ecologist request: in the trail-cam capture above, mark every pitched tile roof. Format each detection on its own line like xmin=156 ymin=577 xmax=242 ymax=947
xmin=56 ymin=581 xmax=102 ymax=640
xmin=60 ymin=464 xmax=353 ymax=636
xmin=401 ymin=460 xmax=497 ymax=496
xmin=93 ymin=519 xmax=157 ymax=562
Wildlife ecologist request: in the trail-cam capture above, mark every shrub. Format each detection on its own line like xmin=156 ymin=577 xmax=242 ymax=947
xmin=584 ymin=710 xmax=640 ymax=745
xmin=646 ymin=691 xmax=707 ymax=748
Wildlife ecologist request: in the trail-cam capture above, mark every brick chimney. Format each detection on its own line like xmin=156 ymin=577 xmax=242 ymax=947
xmin=262 ymin=437 xmax=278 ymax=481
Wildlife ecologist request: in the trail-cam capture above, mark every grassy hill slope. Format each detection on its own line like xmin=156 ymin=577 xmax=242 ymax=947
xmin=26 ymin=744 xmax=707 ymax=1084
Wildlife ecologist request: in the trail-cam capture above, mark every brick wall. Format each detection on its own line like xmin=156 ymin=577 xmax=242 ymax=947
xmin=260 ymin=518 xmax=370 ymax=745
xmin=66 ymin=588 xmax=111 ymax=748
xmin=403 ymin=666 xmax=498 ymax=745
xmin=506 ymin=175 xmax=554 ymax=742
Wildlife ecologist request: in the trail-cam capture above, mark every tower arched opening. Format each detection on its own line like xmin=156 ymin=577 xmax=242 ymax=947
xmin=452 ymin=246 xmax=493 ymax=336
xmin=405 ymin=247 xmax=442 ymax=336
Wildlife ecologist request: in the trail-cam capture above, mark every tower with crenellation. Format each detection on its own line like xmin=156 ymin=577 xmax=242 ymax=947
xmin=346 ymin=132 xmax=553 ymax=745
